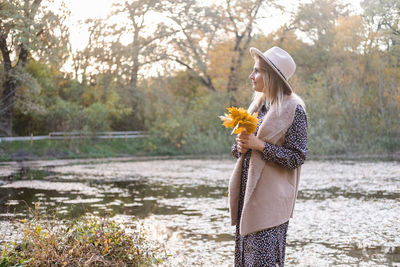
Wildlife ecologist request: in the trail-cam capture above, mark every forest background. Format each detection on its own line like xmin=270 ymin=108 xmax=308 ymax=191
xmin=0 ymin=0 xmax=399 ymax=158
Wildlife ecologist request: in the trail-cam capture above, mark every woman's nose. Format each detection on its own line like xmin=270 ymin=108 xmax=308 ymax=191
xmin=249 ymin=72 xmax=253 ymax=80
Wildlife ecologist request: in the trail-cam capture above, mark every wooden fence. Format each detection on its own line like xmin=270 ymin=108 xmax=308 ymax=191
xmin=0 ymin=131 xmax=149 ymax=144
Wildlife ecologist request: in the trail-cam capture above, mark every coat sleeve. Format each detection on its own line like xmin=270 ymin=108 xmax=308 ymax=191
xmin=261 ymin=105 xmax=308 ymax=169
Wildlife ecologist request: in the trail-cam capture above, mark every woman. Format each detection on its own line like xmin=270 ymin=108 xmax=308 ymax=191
xmin=230 ymin=46 xmax=307 ymax=266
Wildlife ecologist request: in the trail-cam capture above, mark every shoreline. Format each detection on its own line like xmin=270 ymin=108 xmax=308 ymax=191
xmin=1 ymin=138 xmax=399 ymax=163
xmin=0 ymin=152 xmax=399 ymax=164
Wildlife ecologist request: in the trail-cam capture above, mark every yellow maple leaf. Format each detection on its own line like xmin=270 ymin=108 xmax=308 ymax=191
xmin=219 ymin=107 xmax=259 ymax=134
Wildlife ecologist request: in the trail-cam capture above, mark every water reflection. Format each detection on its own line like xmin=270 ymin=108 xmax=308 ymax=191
xmin=0 ymin=179 xmax=227 ymax=221
xmin=0 ymin=159 xmax=399 ymax=266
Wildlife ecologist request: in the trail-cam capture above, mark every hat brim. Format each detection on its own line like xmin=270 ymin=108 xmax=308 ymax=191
xmin=249 ymin=47 xmax=293 ymax=92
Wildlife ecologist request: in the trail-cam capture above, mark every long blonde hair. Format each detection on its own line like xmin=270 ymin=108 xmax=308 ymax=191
xmin=251 ymin=55 xmax=291 ymax=112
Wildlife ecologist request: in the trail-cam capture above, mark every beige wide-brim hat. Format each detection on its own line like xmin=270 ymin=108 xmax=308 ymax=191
xmin=249 ymin=46 xmax=296 ymax=92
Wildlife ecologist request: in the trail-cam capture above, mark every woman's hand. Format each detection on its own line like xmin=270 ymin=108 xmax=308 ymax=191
xmin=236 ymin=131 xmax=249 ymax=153
xmin=236 ymin=130 xmax=265 ymax=153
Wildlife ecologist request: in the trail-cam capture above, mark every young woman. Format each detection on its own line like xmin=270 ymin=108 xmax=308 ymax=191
xmin=230 ymin=46 xmax=308 ymax=266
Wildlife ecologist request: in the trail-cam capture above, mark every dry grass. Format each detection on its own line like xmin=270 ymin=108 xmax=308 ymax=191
xmin=0 ymin=204 xmax=163 ymax=266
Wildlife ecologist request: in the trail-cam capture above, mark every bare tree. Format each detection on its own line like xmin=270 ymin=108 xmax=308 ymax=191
xmin=222 ymin=0 xmax=275 ymax=105
xmin=71 ymin=1 xmax=176 ymax=98
xmin=165 ymin=0 xmax=224 ymax=91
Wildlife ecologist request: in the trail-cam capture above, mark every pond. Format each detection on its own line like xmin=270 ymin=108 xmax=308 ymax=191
xmin=1 ymin=157 xmax=400 ymax=266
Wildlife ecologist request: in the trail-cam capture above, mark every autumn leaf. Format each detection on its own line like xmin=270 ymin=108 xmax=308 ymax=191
xmin=219 ymin=107 xmax=259 ymax=134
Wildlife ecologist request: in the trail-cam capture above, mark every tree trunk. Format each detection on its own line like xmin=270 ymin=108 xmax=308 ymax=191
xmin=227 ymin=57 xmax=239 ymax=105
xmin=227 ymin=34 xmax=242 ymax=106
xmin=130 ymin=64 xmax=138 ymax=94
xmin=377 ymin=61 xmax=385 ymax=132
xmin=0 ymin=74 xmax=16 ymax=136
xmin=0 ymin=34 xmax=14 ymax=136
xmin=227 ymin=38 xmax=249 ymax=106
xmin=203 ymin=75 xmax=216 ymax=91
xmin=0 ymin=44 xmax=29 ymax=136
xmin=225 ymin=0 xmax=262 ymax=106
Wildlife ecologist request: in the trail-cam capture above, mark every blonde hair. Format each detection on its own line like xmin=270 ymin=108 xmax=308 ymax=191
xmin=251 ymin=55 xmax=291 ymax=112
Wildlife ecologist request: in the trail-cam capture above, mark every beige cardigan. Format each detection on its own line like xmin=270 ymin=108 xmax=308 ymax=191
xmin=229 ymin=93 xmax=306 ymax=236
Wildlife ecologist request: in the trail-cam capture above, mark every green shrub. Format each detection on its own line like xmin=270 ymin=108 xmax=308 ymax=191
xmin=143 ymin=87 xmax=235 ymax=155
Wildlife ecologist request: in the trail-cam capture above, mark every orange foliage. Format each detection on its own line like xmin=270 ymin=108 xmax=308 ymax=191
xmin=219 ymin=107 xmax=259 ymax=134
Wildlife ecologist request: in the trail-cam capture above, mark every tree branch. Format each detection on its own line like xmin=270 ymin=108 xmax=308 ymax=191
xmin=168 ymin=55 xmax=215 ymax=91
xmin=140 ymin=29 xmax=179 ymax=48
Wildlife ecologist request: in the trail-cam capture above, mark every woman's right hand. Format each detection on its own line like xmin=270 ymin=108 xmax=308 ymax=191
xmin=236 ymin=131 xmax=250 ymax=154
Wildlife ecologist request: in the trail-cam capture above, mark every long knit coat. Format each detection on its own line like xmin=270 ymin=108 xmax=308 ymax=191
xmin=229 ymin=93 xmax=305 ymax=236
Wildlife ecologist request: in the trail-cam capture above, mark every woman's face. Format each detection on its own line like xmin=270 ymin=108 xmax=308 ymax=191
xmin=249 ymin=60 xmax=264 ymax=92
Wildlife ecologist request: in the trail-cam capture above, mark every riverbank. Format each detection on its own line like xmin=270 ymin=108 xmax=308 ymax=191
xmin=0 ymin=138 xmax=184 ymax=162
xmin=0 ymin=138 xmax=399 ymax=162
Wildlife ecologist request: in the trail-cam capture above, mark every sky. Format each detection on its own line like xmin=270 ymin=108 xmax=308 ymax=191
xmin=58 ymin=0 xmax=363 ymax=74
xmin=66 ymin=0 xmax=118 ymax=51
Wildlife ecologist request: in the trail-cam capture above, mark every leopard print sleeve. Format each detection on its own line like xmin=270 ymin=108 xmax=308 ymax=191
xmin=262 ymin=105 xmax=308 ymax=169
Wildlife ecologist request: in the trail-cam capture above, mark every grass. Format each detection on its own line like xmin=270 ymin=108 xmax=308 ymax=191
xmin=0 ymin=204 xmax=164 ymax=266
xmin=0 ymin=137 xmax=184 ymax=161
xmin=0 ymin=134 xmax=398 ymax=162
xmin=5 ymin=168 xmax=49 ymax=181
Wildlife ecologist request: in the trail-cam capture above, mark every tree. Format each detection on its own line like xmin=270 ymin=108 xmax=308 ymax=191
xmin=70 ymin=18 xmax=110 ymax=85
xmin=361 ymin=0 xmax=400 ymax=59
xmin=165 ymin=0 xmax=223 ymax=91
xmin=165 ymin=0 xmax=278 ymax=102
xmin=70 ymin=0 xmax=175 ymax=131
xmin=73 ymin=0 xmax=174 ymax=94
xmin=362 ymin=0 xmax=400 ymax=37
xmin=0 ymin=0 xmax=69 ymax=136
xmin=221 ymin=0 xmax=276 ymax=105
xmin=361 ymin=0 xmax=400 ymax=137
xmin=293 ymin=0 xmax=349 ymax=47
xmin=110 ymin=0 xmax=173 ymax=90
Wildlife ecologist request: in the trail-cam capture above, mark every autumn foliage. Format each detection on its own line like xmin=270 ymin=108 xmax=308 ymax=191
xmin=0 ymin=0 xmax=399 ymax=155
xmin=219 ymin=107 xmax=259 ymax=134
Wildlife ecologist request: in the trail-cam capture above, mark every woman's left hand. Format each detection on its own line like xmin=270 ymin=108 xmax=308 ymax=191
xmin=236 ymin=130 xmax=265 ymax=152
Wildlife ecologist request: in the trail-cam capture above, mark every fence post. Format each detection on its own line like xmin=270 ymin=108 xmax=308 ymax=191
xmin=30 ymin=133 xmax=33 ymax=146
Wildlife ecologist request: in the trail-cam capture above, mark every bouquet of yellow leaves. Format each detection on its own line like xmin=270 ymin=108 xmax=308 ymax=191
xmin=219 ymin=107 xmax=259 ymax=135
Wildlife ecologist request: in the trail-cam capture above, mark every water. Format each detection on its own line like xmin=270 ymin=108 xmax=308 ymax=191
xmin=0 ymin=158 xmax=399 ymax=266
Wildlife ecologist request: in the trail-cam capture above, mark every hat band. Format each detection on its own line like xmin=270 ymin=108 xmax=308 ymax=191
xmin=267 ymin=58 xmax=287 ymax=80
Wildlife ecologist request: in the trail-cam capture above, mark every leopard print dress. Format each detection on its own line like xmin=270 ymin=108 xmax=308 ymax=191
xmin=232 ymin=102 xmax=308 ymax=267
